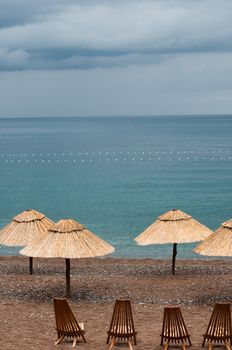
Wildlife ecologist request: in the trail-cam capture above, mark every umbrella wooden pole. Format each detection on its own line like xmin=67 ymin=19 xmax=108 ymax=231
xmin=65 ymin=258 xmax=71 ymax=298
xmin=29 ymin=257 xmax=33 ymax=275
xmin=172 ymin=243 xmax=177 ymax=275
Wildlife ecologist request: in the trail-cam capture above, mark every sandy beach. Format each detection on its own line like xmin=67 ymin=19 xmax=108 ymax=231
xmin=0 ymin=256 xmax=231 ymax=350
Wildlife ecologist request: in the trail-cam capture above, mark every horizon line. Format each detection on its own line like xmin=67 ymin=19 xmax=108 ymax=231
xmin=0 ymin=113 xmax=232 ymax=119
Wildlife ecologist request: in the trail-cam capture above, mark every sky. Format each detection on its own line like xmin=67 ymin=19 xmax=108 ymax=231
xmin=0 ymin=0 xmax=232 ymax=117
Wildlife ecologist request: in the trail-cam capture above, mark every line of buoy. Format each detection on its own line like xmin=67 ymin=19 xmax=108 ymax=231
xmin=1 ymin=156 xmax=232 ymax=164
xmin=1 ymin=149 xmax=232 ymax=158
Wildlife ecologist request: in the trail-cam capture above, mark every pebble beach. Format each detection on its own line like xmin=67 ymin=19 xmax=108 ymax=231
xmin=0 ymin=256 xmax=231 ymax=349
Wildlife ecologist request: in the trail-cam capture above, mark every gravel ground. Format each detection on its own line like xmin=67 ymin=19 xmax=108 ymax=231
xmin=0 ymin=257 xmax=231 ymax=349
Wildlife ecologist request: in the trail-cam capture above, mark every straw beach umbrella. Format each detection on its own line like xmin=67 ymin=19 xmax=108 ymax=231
xmin=135 ymin=209 xmax=212 ymax=275
xmin=193 ymin=218 xmax=232 ymax=256
xmin=0 ymin=209 xmax=54 ymax=274
xmin=20 ymin=218 xmax=115 ymax=298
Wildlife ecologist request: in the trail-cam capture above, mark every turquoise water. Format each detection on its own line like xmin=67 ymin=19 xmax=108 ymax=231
xmin=0 ymin=116 xmax=232 ymax=258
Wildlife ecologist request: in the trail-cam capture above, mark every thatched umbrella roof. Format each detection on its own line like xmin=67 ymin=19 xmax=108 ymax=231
xmin=135 ymin=209 xmax=212 ymax=245
xmin=20 ymin=218 xmax=115 ymax=258
xmin=20 ymin=218 xmax=115 ymax=297
xmin=0 ymin=208 xmax=54 ymax=246
xmin=135 ymin=209 xmax=212 ymax=274
xmin=194 ymin=219 xmax=232 ymax=256
xmin=0 ymin=209 xmax=54 ymax=274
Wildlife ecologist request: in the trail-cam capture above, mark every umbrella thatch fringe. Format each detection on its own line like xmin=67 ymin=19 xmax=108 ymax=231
xmin=194 ymin=219 xmax=232 ymax=256
xmin=135 ymin=209 xmax=212 ymax=245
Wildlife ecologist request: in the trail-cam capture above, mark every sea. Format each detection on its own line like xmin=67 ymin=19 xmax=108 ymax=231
xmin=0 ymin=115 xmax=232 ymax=259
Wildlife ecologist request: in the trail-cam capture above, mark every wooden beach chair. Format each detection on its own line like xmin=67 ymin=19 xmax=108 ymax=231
xmin=106 ymin=299 xmax=137 ymax=350
xmin=160 ymin=306 xmax=191 ymax=349
xmin=53 ymin=298 xmax=86 ymax=347
xmin=202 ymin=303 xmax=232 ymax=349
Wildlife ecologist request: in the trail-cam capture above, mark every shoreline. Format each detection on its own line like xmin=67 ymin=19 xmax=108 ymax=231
xmin=0 ymin=253 xmax=229 ymax=263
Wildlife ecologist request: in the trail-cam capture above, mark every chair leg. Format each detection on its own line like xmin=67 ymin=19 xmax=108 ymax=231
xmin=72 ymin=337 xmax=77 ymax=347
xmin=164 ymin=341 xmax=169 ymax=350
xmin=55 ymin=335 xmax=65 ymax=345
xmin=188 ymin=335 xmax=192 ymax=346
xmin=208 ymin=342 xmax=213 ymax=350
xmin=81 ymin=334 xmax=87 ymax=343
xmin=106 ymin=334 xmax=110 ymax=344
xmin=133 ymin=335 xmax=137 ymax=345
xmin=225 ymin=341 xmax=232 ymax=350
xmin=202 ymin=337 xmax=206 ymax=347
xmin=109 ymin=338 xmax=116 ymax=350
xmin=182 ymin=339 xmax=186 ymax=350
xmin=128 ymin=340 xmax=134 ymax=350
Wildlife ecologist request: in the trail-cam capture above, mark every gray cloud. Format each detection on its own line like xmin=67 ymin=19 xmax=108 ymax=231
xmin=0 ymin=0 xmax=232 ymax=70
xmin=1 ymin=0 xmax=232 ymax=117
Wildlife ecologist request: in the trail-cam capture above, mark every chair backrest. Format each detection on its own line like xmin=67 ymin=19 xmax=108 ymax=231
xmin=53 ymin=298 xmax=82 ymax=334
xmin=204 ymin=303 xmax=232 ymax=342
xmin=161 ymin=306 xmax=191 ymax=345
xmin=108 ymin=299 xmax=136 ymax=339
